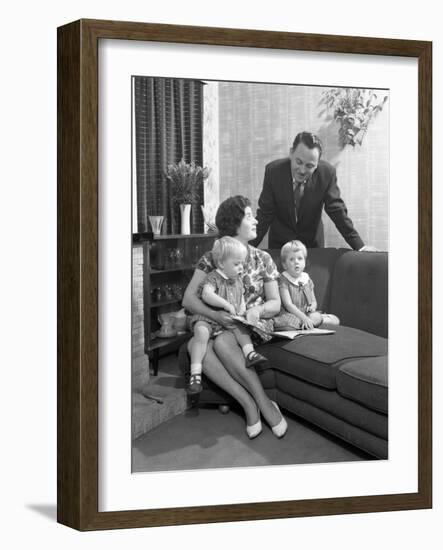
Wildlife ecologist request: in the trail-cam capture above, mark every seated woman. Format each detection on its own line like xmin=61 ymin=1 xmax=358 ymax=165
xmin=182 ymin=196 xmax=288 ymax=439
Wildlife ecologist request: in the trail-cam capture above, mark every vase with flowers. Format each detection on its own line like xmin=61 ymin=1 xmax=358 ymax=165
xmin=165 ymin=159 xmax=209 ymax=235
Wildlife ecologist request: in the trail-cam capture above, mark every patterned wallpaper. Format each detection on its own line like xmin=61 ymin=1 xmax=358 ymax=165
xmin=203 ymin=81 xmax=389 ymax=251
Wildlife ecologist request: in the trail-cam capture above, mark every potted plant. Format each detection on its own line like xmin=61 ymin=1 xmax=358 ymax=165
xmin=321 ymin=88 xmax=388 ymax=148
xmin=165 ymin=159 xmax=209 ymax=234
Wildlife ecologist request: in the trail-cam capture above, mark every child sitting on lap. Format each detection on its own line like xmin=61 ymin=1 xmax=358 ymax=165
xmin=274 ymin=240 xmax=340 ymax=330
xmin=188 ymin=236 xmax=268 ymax=394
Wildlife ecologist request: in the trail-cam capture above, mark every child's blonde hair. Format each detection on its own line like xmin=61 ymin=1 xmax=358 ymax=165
xmin=280 ymin=240 xmax=308 ymax=265
xmin=212 ymin=236 xmax=247 ymax=267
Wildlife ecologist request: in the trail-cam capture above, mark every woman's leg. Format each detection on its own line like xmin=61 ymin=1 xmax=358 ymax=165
xmin=213 ymin=332 xmax=283 ymax=428
xmin=188 ymin=339 xmax=259 ymax=427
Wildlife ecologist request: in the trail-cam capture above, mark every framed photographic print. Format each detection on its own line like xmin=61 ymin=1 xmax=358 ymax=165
xmin=57 ymin=19 xmax=432 ymax=530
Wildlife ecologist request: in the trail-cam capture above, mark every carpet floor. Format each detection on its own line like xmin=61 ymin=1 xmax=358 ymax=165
xmin=132 ymin=403 xmax=372 ymax=473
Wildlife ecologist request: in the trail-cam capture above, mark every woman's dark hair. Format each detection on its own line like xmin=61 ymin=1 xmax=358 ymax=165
xmin=215 ymin=195 xmax=251 ymax=237
xmin=291 ymin=131 xmax=323 ymax=159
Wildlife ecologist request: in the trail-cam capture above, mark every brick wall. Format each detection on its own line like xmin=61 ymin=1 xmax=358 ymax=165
xmin=132 ymin=245 xmax=149 ymax=391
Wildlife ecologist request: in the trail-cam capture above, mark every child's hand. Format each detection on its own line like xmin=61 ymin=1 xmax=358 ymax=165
xmin=306 ymin=304 xmax=316 ymax=313
xmin=301 ymin=314 xmax=315 ymax=330
xmin=225 ymin=304 xmax=237 ymax=315
xmin=246 ymin=306 xmax=261 ymax=326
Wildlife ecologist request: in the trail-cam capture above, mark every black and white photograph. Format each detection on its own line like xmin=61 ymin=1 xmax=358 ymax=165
xmin=3 ymin=0 xmax=436 ymax=542
xmin=131 ymin=76 xmax=390 ymax=473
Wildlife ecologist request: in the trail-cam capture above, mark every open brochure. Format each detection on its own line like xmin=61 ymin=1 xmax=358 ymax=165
xmin=271 ymin=328 xmax=335 ymax=339
xmin=232 ymin=315 xmax=335 ymax=340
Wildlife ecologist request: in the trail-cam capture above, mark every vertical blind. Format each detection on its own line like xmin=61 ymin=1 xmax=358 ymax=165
xmin=134 ymin=77 xmax=204 ymax=234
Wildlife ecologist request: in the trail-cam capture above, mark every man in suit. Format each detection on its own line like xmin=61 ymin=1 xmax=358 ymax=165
xmin=250 ymin=132 xmax=376 ymax=251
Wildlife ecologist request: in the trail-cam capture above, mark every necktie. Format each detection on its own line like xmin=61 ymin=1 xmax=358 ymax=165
xmin=293 ymin=180 xmax=305 ymax=221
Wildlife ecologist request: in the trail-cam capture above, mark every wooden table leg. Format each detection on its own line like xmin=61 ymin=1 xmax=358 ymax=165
xmin=152 ymin=349 xmax=160 ymax=377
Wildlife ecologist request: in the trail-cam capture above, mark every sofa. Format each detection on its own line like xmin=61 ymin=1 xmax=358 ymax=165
xmin=179 ymin=247 xmax=388 ymax=459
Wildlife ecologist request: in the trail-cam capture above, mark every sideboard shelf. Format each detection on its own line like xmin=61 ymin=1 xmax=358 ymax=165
xmin=134 ymin=231 xmax=216 ymax=375
xmin=150 ymin=266 xmax=195 ymax=275
xmin=149 ymin=297 xmax=182 ymax=309
xmin=154 ymin=232 xmax=217 ymax=241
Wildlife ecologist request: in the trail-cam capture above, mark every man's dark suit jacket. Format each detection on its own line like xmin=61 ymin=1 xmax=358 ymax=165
xmin=250 ymin=157 xmax=364 ymax=250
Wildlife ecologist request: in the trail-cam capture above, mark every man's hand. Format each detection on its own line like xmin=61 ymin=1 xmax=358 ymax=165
xmin=359 ymin=245 xmax=378 ymax=252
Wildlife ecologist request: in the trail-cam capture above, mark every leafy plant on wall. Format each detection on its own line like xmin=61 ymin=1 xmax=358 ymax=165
xmin=322 ymin=88 xmax=388 ymax=147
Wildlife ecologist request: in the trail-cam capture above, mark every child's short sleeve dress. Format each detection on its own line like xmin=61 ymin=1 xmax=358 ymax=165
xmin=192 ymin=245 xmax=280 ymax=341
xmin=274 ymin=271 xmax=316 ymax=330
xmin=189 ymin=270 xmax=244 ymax=336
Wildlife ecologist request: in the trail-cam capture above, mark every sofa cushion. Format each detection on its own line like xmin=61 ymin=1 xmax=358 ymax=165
xmin=277 ymin=391 xmax=388 ymax=459
xmin=329 ymin=251 xmax=388 ymax=338
xmin=258 ymin=325 xmax=387 ymax=389
xmin=276 ymin=371 xmax=388 ymax=439
xmin=336 ymin=356 xmax=388 ymax=414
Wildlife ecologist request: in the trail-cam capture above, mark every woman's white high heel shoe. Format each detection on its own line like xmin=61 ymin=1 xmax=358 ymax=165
xmin=271 ymin=401 xmax=288 ymax=438
xmin=246 ymin=407 xmax=262 ymax=439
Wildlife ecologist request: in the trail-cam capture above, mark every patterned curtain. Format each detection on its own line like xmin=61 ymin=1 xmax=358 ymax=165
xmin=134 ymin=77 xmax=204 ymax=234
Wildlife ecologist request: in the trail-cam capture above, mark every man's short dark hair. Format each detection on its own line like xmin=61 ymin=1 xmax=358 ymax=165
xmin=292 ymin=132 xmax=323 ymax=158
xmin=215 ymin=195 xmax=251 ymax=237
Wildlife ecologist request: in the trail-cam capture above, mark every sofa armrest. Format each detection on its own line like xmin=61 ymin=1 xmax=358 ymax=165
xmin=329 ymin=251 xmax=388 ymax=338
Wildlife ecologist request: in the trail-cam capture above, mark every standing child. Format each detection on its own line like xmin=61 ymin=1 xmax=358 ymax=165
xmin=187 ymin=236 xmax=269 ymax=395
xmin=274 ymin=240 xmax=340 ymax=330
